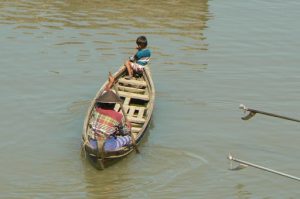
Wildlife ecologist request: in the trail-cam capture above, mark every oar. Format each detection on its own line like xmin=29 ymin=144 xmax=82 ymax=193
xmin=96 ymin=138 xmax=105 ymax=169
xmin=228 ymin=153 xmax=300 ymax=182
xmin=239 ymin=104 xmax=300 ymax=123
xmin=109 ymin=72 xmax=140 ymax=153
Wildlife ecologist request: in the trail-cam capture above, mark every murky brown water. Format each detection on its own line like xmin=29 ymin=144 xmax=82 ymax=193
xmin=1 ymin=0 xmax=300 ymax=198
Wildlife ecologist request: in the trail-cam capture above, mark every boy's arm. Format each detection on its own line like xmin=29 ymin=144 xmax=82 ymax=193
xmin=129 ymin=51 xmax=138 ymax=62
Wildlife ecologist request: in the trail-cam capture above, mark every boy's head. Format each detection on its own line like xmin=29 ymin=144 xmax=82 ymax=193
xmin=136 ymin=36 xmax=148 ymax=49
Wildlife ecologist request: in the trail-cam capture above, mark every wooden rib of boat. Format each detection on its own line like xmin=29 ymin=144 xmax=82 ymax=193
xmin=81 ymin=66 xmax=155 ymax=169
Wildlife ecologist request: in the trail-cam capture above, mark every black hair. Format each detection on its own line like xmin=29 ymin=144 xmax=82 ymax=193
xmin=96 ymin=102 xmax=115 ymax=109
xmin=136 ymin=36 xmax=148 ymax=48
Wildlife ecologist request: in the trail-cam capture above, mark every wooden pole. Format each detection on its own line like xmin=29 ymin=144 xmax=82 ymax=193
xmin=239 ymin=104 xmax=300 ymax=123
xmin=228 ymin=153 xmax=300 ymax=182
xmin=109 ymin=72 xmax=140 ymax=153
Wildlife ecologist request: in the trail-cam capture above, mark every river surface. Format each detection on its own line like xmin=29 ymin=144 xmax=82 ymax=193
xmin=1 ymin=0 xmax=300 ymax=198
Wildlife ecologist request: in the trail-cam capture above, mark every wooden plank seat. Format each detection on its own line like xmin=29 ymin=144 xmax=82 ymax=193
xmin=130 ymin=122 xmax=142 ymax=127
xmin=131 ymin=127 xmax=142 ymax=133
xmin=127 ymin=116 xmax=145 ymax=124
xmin=118 ymin=78 xmax=147 ymax=88
xmin=118 ymin=91 xmax=149 ymax=101
xmin=117 ymin=85 xmax=145 ymax=94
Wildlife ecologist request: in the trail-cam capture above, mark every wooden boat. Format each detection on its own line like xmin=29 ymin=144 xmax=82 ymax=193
xmin=81 ymin=66 xmax=155 ymax=169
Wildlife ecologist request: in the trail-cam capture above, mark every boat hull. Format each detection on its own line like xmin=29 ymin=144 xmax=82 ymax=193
xmin=81 ymin=66 xmax=155 ymax=169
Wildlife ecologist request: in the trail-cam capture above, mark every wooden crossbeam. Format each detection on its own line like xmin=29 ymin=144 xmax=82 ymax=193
xmin=124 ymin=97 xmax=130 ymax=105
xmin=127 ymin=116 xmax=145 ymax=124
xmin=114 ymin=104 xmax=121 ymax=112
xmin=137 ymin=107 xmax=145 ymax=119
xmin=117 ymin=85 xmax=145 ymax=94
xmin=128 ymin=107 xmax=136 ymax=117
xmin=118 ymin=78 xmax=147 ymax=87
xmin=131 ymin=127 xmax=142 ymax=133
xmin=118 ymin=91 xmax=149 ymax=101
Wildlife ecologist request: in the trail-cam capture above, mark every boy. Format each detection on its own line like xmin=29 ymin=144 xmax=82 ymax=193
xmin=124 ymin=35 xmax=151 ymax=79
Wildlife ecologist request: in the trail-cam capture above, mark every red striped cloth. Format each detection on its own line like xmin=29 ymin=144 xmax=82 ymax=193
xmin=91 ymin=107 xmax=130 ymax=136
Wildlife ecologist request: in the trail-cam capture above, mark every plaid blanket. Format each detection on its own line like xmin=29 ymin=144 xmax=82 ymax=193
xmin=90 ymin=112 xmax=119 ymax=136
xmin=90 ymin=111 xmax=130 ymax=136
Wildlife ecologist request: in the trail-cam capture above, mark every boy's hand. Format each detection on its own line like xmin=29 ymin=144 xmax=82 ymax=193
xmin=129 ymin=55 xmax=135 ymax=62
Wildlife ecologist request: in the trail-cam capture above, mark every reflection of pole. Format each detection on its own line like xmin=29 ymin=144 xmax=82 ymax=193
xmin=228 ymin=153 xmax=300 ymax=182
xmin=239 ymin=104 xmax=300 ymax=123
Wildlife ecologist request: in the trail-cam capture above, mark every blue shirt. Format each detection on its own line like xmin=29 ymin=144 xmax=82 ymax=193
xmin=135 ymin=49 xmax=151 ymax=66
